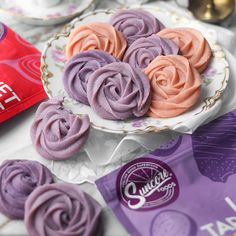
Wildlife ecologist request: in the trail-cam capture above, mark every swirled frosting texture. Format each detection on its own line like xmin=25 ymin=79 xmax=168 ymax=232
xmin=31 ymin=97 xmax=90 ymax=160
xmin=87 ymin=62 xmax=151 ymax=120
xmin=145 ymin=55 xmax=202 ymax=118
xmin=158 ymin=27 xmax=212 ymax=73
xmin=0 ymin=160 xmax=53 ymax=219
xmin=66 ymin=22 xmax=127 ymax=59
xmin=63 ymin=50 xmax=119 ymax=105
xmin=110 ymin=9 xmax=165 ymax=45
xmin=25 ymin=183 xmax=102 ymax=236
xmin=123 ymin=35 xmax=179 ymax=69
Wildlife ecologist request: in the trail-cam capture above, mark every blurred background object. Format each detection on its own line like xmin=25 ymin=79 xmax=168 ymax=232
xmin=115 ymin=0 xmax=149 ymax=4
xmin=189 ymin=0 xmax=235 ymax=23
xmin=35 ymin=0 xmax=61 ymax=8
xmin=176 ymin=0 xmax=235 ymax=24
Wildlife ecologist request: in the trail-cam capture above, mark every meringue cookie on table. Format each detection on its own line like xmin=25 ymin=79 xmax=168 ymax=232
xmin=145 ymin=55 xmax=202 ymax=118
xmin=25 ymin=183 xmax=102 ymax=236
xmin=0 ymin=160 xmax=53 ymax=219
xmin=31 ymin=97 xmax=90 ymax=161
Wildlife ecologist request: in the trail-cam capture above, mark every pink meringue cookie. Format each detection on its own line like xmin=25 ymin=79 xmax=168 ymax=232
xmin=110 ymin=9 xmax=165 ymax=45
xmin=158 ymin=27 xmax=212 ymax=73
xmin=123 ymin=35 xmax=179 ymax=69
xmin=145 ymin=55 xmax=202 ymax=118
xmin=87 ymin=62 xmax=151 ymax=120
xmin=31 ymin=97 xmax=90 ymax=160
xmin=25 ymin=183 xmax=102 ymax=236
xmin=66 ymin=22 xmax=127 ymax=60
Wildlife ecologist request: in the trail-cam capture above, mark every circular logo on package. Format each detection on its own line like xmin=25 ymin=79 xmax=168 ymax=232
xmin=117 ymin=157 xmax=179 ymax=211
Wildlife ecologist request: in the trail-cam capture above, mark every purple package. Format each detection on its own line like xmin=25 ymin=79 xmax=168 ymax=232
xmin=96 ymin=110 xmax=236 ymax=236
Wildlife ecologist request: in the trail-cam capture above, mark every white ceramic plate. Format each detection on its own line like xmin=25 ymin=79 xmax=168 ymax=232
xmin=41 ymin=6 xmax=229 ymax=134
xmin=0 ymin=0 xmax=94 ymax=25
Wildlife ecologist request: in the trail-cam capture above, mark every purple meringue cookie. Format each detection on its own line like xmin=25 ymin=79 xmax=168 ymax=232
xmin=110 ymin=9 xmax=165 ymax=45
xmin=31 ymin=97 xmax=90 ymax=160
xmin=25 ymin=183 xmax=102 ymax=236
xmin=123 ymin=35 xmax=179 ymax=69
xmin=63 ymin=50 xmax=119 ymax=105
xmin=0 ymin=160 xmax=53 ymax=219
xmin=87 ymin=62 xmax=151 ymax=120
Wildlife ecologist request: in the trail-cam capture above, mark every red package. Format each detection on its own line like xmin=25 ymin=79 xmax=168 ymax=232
xmin=0 ymin=23 xmax=47 ymax=123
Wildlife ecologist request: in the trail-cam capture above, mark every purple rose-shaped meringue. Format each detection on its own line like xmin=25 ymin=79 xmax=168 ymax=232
xmin=87 ymin=62 xmax=151 ymax=120
xmin=0 ymin=160 xmax=53 ymax=219
xmin=123 ymin=35 xmax=179 ymax=69
xmin=110 ymin=9 xmax=165 ymax=45
xmin=63 ymin=50 xmax=119 ymax=105
xmin=31 ymin=97 xmax=90 ymax=160
xmin=25 ymin=183 xmax=102 ymax=236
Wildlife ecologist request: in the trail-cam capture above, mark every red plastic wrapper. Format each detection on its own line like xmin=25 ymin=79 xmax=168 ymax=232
xmin=0 ymin=23 xmax=47 ymax=123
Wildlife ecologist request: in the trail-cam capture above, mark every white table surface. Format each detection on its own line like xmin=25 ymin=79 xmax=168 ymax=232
xmin=0 ymin=1 xmax=236 ymax=235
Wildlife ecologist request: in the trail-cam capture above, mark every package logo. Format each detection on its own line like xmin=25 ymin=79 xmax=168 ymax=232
xmin=117 ymin=157 xmax=179 ymax=211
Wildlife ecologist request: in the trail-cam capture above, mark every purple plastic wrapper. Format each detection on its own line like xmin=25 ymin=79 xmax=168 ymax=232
xmin=96 ymin=109 xmax=236 ymax=236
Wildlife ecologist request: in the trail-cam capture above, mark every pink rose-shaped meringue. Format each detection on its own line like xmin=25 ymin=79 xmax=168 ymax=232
xmin=31 ymin=97 xmax=90 ymax=160
xmin=145 ymin=55 xmax=202 ymax=118
xmin=66 ymin=22 xmax=127 ymax=60
xmin=110 ymin=9 xmax=165 ymax=45
xmin=158 ymin=27 xmax=212 ymax=73
xmin=87 ymin=62 xmax=151 ymax=120
xmin=25 ymin=183 xmax=102 ymax=236
xmin=0 ymin=160 xmax=53 ymax=219
xmin=63 ymin=50 xmax=119 ymax=105
xmin=123 ymin=35 xmax=179 ymax=69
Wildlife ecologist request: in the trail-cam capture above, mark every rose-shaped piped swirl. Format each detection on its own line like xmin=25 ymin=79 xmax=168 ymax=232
xmin=87 ymin=62 xmax=151 ymax=120
xmin=63 ymin=50 xmax=119 ymax=105
xmin=158 ymin=27 xmax=212 ymax=73
xmin=0 ymin=160 xmax=53 ymax=219
xmin=123 ymin=35 xmax=179 ymax=69
xmin=31 ymin=97 xmax=90 ymax=160
xmin=25 ymin=183 xmax=102 ymax=236
xmin=110 ymin=9 xmax=165 ymax=45
xmin=145 ymin=55 xmax=202 ymax=118
xmin=66 ymin=22 xmax=127 ymax=59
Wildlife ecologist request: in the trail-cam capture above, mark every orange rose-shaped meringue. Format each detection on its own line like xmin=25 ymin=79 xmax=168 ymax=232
xmin=158 ymin=28 xmax=211 ymax=73
xmin=66 ymin=22 xmax=127 ymax=60
xmin=145 ymin=55 xmax=202 ymax=118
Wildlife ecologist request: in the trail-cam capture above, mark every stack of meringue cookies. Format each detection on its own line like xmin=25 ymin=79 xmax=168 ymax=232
xmin=29 ymin=9 xmax=212 ymax=163
xmin=64 ymin=8 xmax=211 ymax=120
xmin=0 ymin=160 xmax=102 ymax=236
xmin=0 ymin=9 xmax=213 ymax=236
